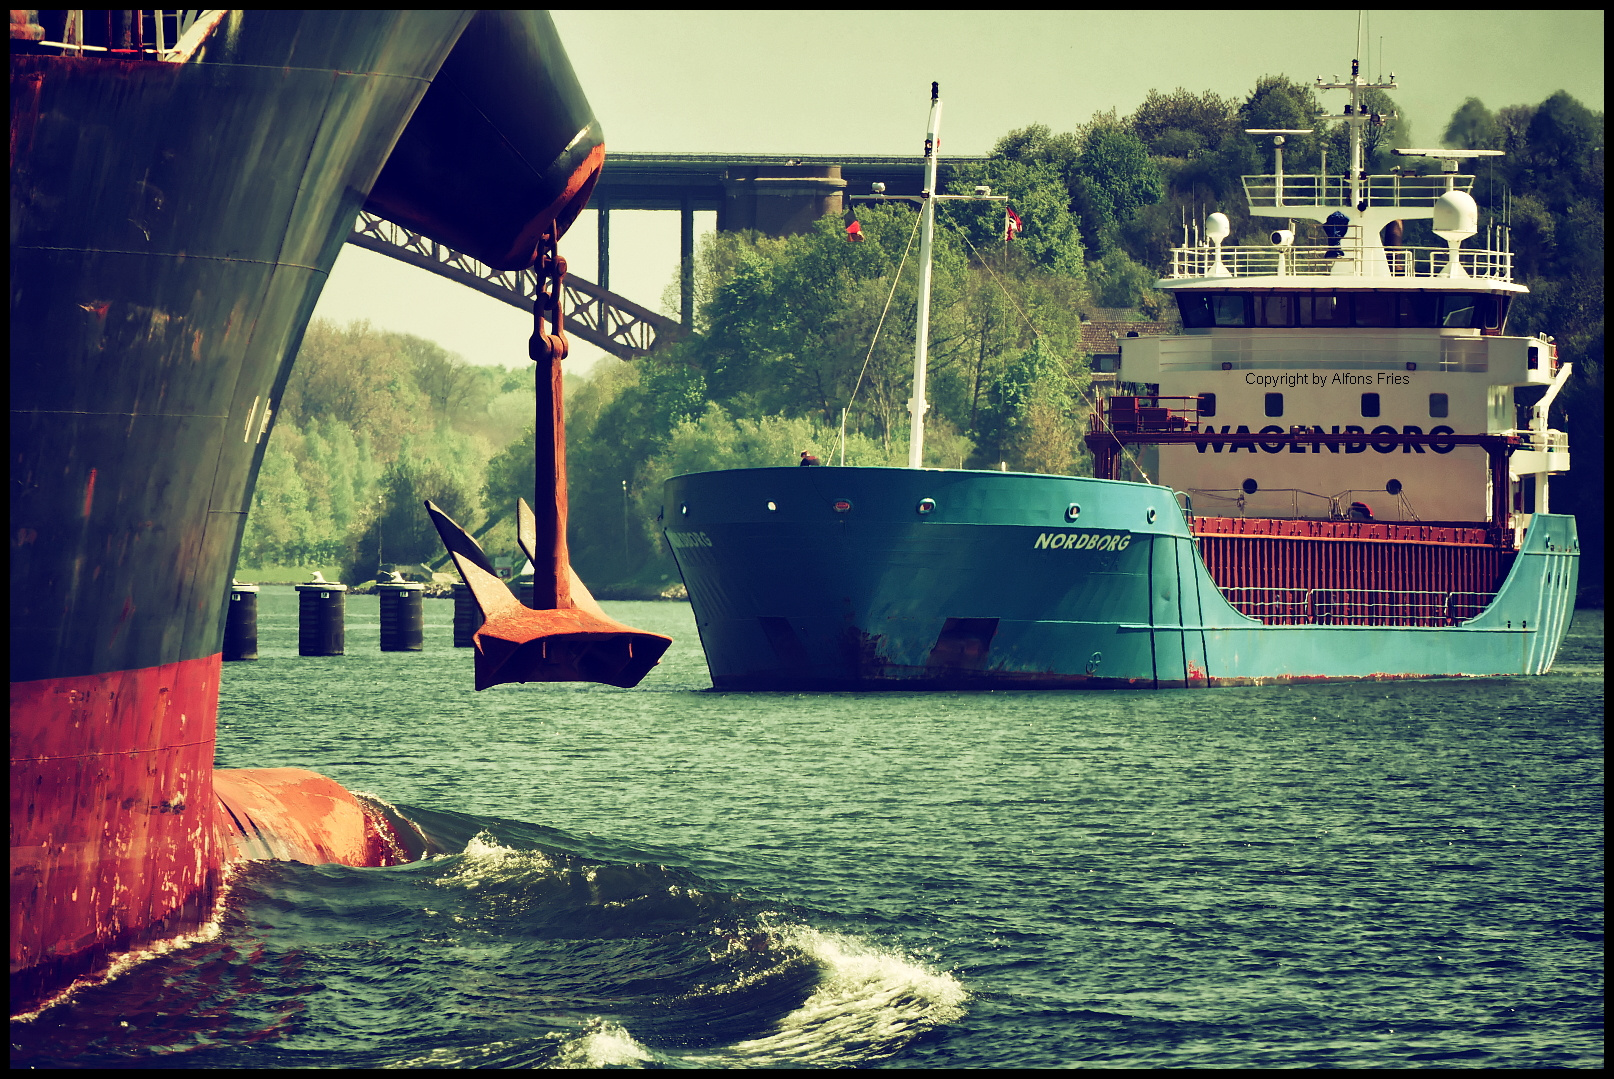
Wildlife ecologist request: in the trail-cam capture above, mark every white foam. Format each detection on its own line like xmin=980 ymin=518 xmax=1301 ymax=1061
xmin=430 ymin=830 xmax=553 ymax=891
xmin=550 ymin=1020 xmax=657 ymax=1068
xmin=10 ymin=861 xmax=241 ymax=1022
xmin=680 ymin=924 xmax=969 ymax=1067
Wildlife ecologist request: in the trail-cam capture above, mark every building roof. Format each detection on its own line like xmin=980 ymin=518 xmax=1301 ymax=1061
xmin=1080 ymin=315 xmax=1179 ymax=356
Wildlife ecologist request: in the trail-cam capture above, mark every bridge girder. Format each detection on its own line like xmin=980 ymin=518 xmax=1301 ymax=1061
xmin=346 ymin=211 xmax=684 ymax=360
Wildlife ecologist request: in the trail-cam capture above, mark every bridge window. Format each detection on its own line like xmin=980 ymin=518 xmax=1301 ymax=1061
xmin=1256 ymin=295 xmax=1293 ymax=326
xmin=1212 ymin=295 xmax=1249 ymax=326
xmin=1396 ymin=294 xmax=1440 ymax=327
xmin=1361 ymin=392 xmax=1381 ymax=418
xmin=1178 ymin=293 xmax=1213 ymax=328
xmin=1440 ymin=295 xmax=1477 ymax=328
xmin=1175 ymin=293 xmax=1249 ymax=328
xmin=1478 ymin=294 xmax=1506 ymax=332
xmin=1198 ymin=392 xmax=1216 ymax=417
xmin=1399 ymin=294 xmax=1508 ymax=331
xmin=1296 ymin=293 xmax=1350 ymax=327
xmin=1429 ymin=393 xmax=1448 ymax=418
xmin=1264 ymin=393 xmax=1284 ymax=417
xmin=1353 ymin=293 xmax=1396 ymax=327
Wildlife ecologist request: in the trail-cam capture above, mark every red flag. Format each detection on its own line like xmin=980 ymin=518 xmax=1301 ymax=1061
xmin=1005 ymin=206 xmax=1024 ymax=241
xmin=845 ymin=219 xmax=864 ymax=242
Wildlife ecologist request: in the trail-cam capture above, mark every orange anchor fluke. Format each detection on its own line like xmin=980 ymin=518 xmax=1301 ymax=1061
xmin=425 ymin=500 xmax=672 ymax=690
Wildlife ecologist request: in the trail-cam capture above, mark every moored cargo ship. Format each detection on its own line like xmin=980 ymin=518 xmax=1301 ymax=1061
xmin=662 ymin=63 xmax=1578 ymax=690
xmin=10 ymin=9 xmax=611 ymax=1014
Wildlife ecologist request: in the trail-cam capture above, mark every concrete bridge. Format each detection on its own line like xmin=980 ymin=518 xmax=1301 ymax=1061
xmin=348 ymin=151 xmax=988 ymax=359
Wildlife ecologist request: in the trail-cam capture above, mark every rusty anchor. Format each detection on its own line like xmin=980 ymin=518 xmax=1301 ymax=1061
xmin=426 ymin=233 xmax=671 ymax=690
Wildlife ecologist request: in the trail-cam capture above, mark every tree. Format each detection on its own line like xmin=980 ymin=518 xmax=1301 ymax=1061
xmin=278 ymin=319 xmax=432 ymax=460
xmin=1071 ymin=124 xmax=1164 ymax=258
xmin=971 ymin=336 xmax=1085 ymax=474
xmin=1443 ymin=97 xmax=1499 ymax=150
xmin=397 ymin=334 xmax=486 ymax=425
xmin=1130 ymin=87 xmax=1238 ymax=159
xmin=342 ymin=429 xmax=485 ymax=583
xmin=239 ymin=422 xmax=316 ymax=566
xmin=1238 ymin=74 xmax=1323 ymax=135
xmin=1520 ymin=91 xmax=1603 ymax=212
xmin=943 ymin=158 xmax=1086 ymax=279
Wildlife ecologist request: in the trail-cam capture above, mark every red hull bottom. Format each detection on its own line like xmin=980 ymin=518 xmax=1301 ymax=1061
xmin=10 ymin=656 xmax=414 ymax=1015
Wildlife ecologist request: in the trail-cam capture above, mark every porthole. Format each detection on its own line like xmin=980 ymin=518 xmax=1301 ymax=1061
xmin=680 ymin=503 xmax=689 ymax=516
xmin=916 ymin=498 xmax=936 ymax=515
xmin=1145 ymin=507 xmax=1157 ymax=524
xmin=832 ymin=499 xmax=853 ymax=514
xmin=766 ymin=501 xmax=777 ymax=512
xmin=1065 ymin=503 xmax=1081 ymax=522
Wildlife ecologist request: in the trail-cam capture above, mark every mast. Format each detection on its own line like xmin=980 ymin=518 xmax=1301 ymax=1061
xmin=907 ymin=82 xmax=941 ymax=469
xmin=1315 ymin=57 xmax=1396 ymax=214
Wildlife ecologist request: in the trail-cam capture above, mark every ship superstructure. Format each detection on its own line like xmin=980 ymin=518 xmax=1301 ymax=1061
xmin=1091 ymin=59 xmax=1571 ymax=624
xmin=661 ymin=61 xmax=1578 ymax=691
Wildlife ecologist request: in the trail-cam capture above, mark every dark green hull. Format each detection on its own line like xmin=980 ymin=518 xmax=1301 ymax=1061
xmin=663 ymin=468 xmax=1579 ymax=690
xmin=10 ymin=10 xmax=603 ymax=1014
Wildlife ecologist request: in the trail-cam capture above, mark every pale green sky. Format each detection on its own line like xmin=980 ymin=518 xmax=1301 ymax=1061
xmin=313 ymin=9 xmax=1603 ymax=374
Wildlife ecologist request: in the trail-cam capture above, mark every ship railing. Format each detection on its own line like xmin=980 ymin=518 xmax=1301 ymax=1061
xmin=1219 ymin=587 xmax=1498 ymax=627
xmin=1503 ymin=428 xmax=1570 ymax=454
xmin=1241 ymin=172 xmax=1476 ymax=210
xmin=1166 ymin=243 xmax=1513 ymax=281
xmin=1184 ymin=488 xmax=1343 ymax=520
xmin=18 ymin=11 xmax=206 ymax=60
xmin=1096 ymin=395 xmax=1202 ymax=433
xmin=1185 ymin=488 xmax=1429 ymax=522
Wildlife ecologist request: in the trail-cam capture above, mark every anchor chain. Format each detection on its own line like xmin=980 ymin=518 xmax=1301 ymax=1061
xmin=529 ymin=234 xmax=569 ymax=365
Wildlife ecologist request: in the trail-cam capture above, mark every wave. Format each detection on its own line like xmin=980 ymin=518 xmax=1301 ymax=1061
xmin=386 ymin=825 xmax=969 ymax=1068
xmin=11 ymin=811 xmax=967 ymax=1069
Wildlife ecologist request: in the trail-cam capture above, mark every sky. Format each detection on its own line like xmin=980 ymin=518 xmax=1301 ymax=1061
xmin=311 ymin=9 xmax=1604 ymax=377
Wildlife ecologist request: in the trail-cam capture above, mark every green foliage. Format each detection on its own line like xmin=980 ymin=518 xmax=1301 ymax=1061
xmin=970 ymin=336 xmax=1087 ymax=475
xmin=1072 ymin=124 xmax=1165 ymax=257
xmin=1130 ymin=88 xmax=1239 ymax=159
xmin=238 ymin=425 xmax=316 ymax=567
xmin=944 ymin=159 xmax=1085 ymax=278
xmin=1238 ymin=74 xmax=1323 ymax=135
xmin=1443 ymin=97 xmax=1500 ymax=150
xmin=340 ymin=429 xmax=486 ymax=586
xmin=240 ymin=318 xmax=525 ymax=582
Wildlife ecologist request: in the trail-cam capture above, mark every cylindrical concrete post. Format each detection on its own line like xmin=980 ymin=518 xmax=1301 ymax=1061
xmin=295 ymin=580 xmax=347 ymax=656
xmin=223 ymin=582 xmax=259 ymax=661
xmin=452 ymin=582 xmax=476 ymax=647
xmin=377 ymin=579 xmax=426 ymax=651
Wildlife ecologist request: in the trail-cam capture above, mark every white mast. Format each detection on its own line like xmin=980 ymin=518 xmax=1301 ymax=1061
xmin=907 ymin=82 xmax=941 ymax=469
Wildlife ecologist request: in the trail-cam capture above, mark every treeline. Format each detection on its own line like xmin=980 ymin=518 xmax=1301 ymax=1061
xmin=238 ymin=320 xmax=539 ymax=582
xmin=246 ymin=76 xmax=1602 ymax=599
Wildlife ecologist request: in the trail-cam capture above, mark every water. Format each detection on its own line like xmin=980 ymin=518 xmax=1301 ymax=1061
xmin=13 ymin=592 xmax=1603 ymax=1068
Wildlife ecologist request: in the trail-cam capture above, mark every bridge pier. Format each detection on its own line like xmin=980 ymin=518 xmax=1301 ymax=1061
xmin=719 ymin=163 xmax=846 ymax=237
xmin=681 ymin=194 xmax=694 ymax=328
xmin=596 ymin=192 xmax=609 ymax=291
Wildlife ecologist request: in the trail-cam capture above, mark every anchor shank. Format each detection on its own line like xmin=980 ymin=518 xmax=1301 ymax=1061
xmin=530 ymin=238 xmax=573 ymax=611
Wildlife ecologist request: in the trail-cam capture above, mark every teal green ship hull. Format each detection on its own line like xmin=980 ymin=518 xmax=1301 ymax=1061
xmin=662 ymin=468 xmax=1578 ymax=690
